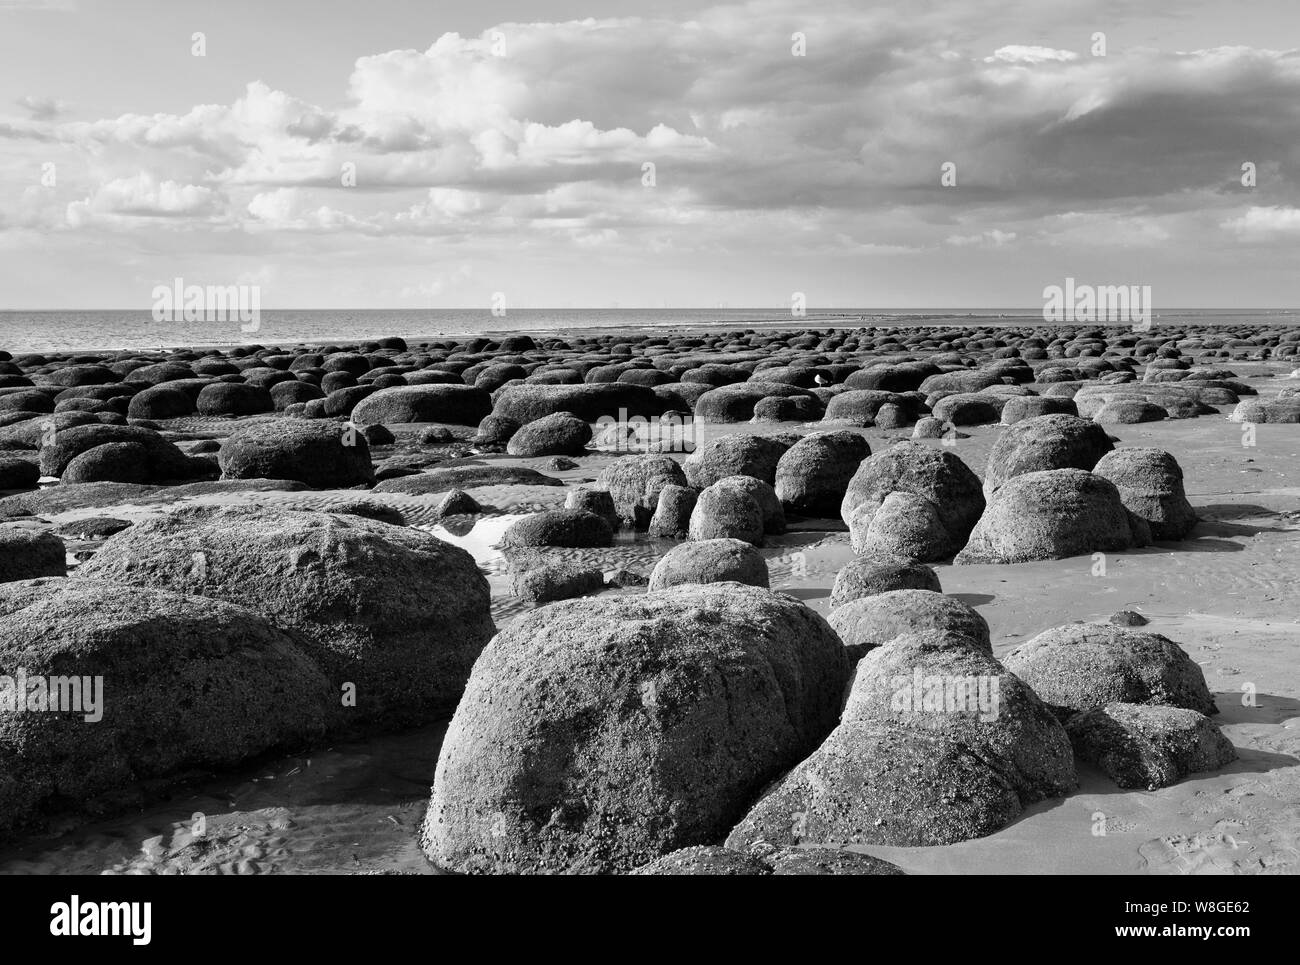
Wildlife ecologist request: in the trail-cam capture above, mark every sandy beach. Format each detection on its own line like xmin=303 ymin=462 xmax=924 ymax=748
xmin=0 ymin=324 xmax=1295 ymax=875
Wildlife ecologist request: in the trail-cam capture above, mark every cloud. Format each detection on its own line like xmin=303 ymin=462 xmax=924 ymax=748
xmin=15 ymin=95 xmax=68 ymax=120
xmin=66 ymin=172 xmax=223 ymax=226
xmin=1221 ymin=205 xmax=1300 ymax=241
xmin=7 ymin=0 xmax=1300 ymax=300
xmin=984 ymin=45 xmax=1078 ymax=64
xmin=946 ymin=229 xmax=1017 ymax=246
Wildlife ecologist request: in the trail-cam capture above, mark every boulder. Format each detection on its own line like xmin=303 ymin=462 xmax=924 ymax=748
xmin=500 ymin=509 xmax=614 ymax=549
xmin=683 ymin=434 xmax=788 ymax=488
xmin=1001 ymin=396 xmax=1078 ymax=424
xmin=774 ymin=431 xmax=870 ymax=516
xmin=492 ymin=384 xmax=663 ymax=424
xmin=841 ymin=442 xmax=984 ymax=562
xmin=509 ymin=556 xmax=606 ymax=604
xmin=196 ymin=382 xmax=275 ymax=416
xmin=648 ymin=538 xmax=770 ymax=591
xmin=725 ymin=630 xmax=1074 ymax=850
xmin=827 ymin=589 xmax=990 ymax=662
xmin=1092 ymin=447 xmax=1197 ymax=541
xmin=218 ymin=420 xmax=374 ymax=488
xmin=78 ymin=506 xmax=495 ymax=731
xmin=0 ymin=577 xmax=332 ymax=835
xmin=982 ymin=414 xmax=1115 ymax=497
xmin=0 ymin=529 xmax=66 ymax=582
xmin=830 ymin=556 xmax=942 ymax=609
xmin=647 ymin=484 xmax=697 ymax=539
xmin=563 ymin=487 xmax=620 ymax=531
xmin=1004 ymin=623 xmax=1217 ymax=719
xmin=0 ymin=457 xmax=40 ymax=491
xmin=1065 ymin=702 xmax=1236 ymax=790
xmin=693 ymin=383 xmax=813 ymax=424
xmin=955 ymin=469 xmax=1149 ymax=564
xmin=39 ymin=423 xmax=194 ymax=481
xmin=422 ymin=582 xmax=849 ymax=874
xmin=350 ymin=385 xmax=492 ymax=426
xmin=506 ymin=413 xmax=592 ymax=457
xmin=597 ymin=454 xmax=688 ymax=528
xmin=689 ymin=479 xmax=764 ymax=545
xmin=930 ymin=393 xmax=1000 ymax=426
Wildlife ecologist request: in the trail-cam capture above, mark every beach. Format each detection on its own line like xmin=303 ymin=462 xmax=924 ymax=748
xmin=0 ymin=322 xmax=1296 ymax=874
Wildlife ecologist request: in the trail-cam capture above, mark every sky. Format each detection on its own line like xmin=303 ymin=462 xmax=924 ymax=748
xmin=2 ymin=0 xmax=1300 ymax=310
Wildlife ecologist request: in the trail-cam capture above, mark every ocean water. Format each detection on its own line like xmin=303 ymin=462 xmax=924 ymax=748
xmin=0 ymin=308 xmax=1297 ymax=353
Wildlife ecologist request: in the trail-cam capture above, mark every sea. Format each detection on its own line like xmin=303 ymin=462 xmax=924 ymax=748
xmin=1 ymin=308 xmax=1297 ymax=354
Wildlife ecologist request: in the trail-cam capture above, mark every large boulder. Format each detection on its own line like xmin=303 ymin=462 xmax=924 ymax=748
xmin=689 ymin=479 xmax=764 ymax=545
xmin=843 ymin=362 xmax=938 ymax=393
xmin=930 ymin=393 xmax=1000 ymax=426
xmin=563 ymin=487 xmax=619 ymax=531
xmin=1065 ymin=702 xmax=1236 ymax=789
xmin=827 ymin=589 xmax=990 ymax=662
xmin=774 ymin=430 xmax=870 ymax=516
xmin=217 ymin=420 xmax=374 ymax=488
xmin=492 ymin=383 xmax=662 ymax=424
xmin=505 ymin=413 xmax=592 ymax=457
xmin=1092 ymin=398 xmax=1168 ymax=424
xmin=196 ymin=382 xmax=275 ymax=416
xmin=0 ymin=577 xmax=332 ymax=835
xmin=982 ymin=414 xmax=1115 ymax=497
xmin=597 ymin=454 xmax=688 ymax=528
xmin=694 ymin=383 xmax=814 ymax=423
xmin=78 ymin=506 xmax=495 ymax=731
xmin=823 ymin=389 xmax=922 ymax=427
xmin=725 ymin=630 xmax=1075 ymax=850
xmin=1004 ymin=623 xmax=1217 ymax=719
xmin=956 ymin=469 xmax=1149 ymax=564
xmin=508 ymin=555 xmax=605 ymax=605
xmin=270 ymin=379 xmax=325 ymax=411
xmin=1092 ymin=447 xmax=1197 ymax=541
xmin=422 ymin=582 xmax=849 ymax=874
xmin=0 ymin=529 xmax=66 ymax=582
xmin=59 ymin=442 xmax=155 ymax=485
xmin=350 ymin=385 xmax=492 ymax=426
xmin=841 ymin=442 xmax=984 ymax=562
xmin=0 ymin=457 xmax=39 ymax=491
xmin=848 ymin=490 xmax=950 ymax=561
xmin=1000 ymin=396 xmax=1078 ymax=424
xmin=124 ymin=383 xmax=197 ymax=420
xmin=500 ymin=509 xmax=613 ymax=548
xmin=1228 ymin=398 xmax=1300 ymax=423
xmin=647 ymin=484 xmax=697 ymax=538
xmin=711 ymin=474 xmax=784 ymax=534
xmin=38 ymin=423 xmax=193 ymax=481
xmin=829 ymin=556 xmax=942 ymax=608
xmin=648 ymin=538 xmax=769 ymax=591
xmin=683 ymin=434 xmax=788 ymax=488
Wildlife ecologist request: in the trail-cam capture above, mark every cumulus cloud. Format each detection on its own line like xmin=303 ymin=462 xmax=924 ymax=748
xmin=66 ymin=172 xmax=223 ymax=226
xmin=1222 ymin=205 xmax=1300 ymax=241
